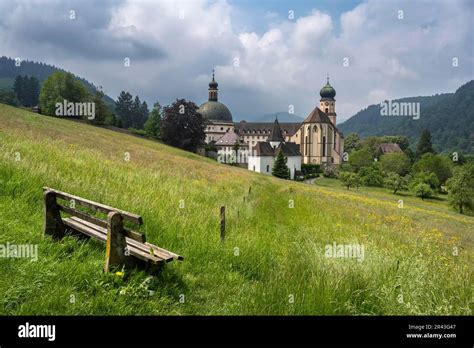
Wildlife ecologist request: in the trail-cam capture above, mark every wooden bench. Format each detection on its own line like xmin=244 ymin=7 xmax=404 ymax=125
xmin=43 ymin=187 xmax=183 ymax=272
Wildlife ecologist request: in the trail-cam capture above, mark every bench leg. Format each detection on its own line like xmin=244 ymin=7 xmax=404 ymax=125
xmin=104 ymin=211 xmax=127 ymax=273
xmin=43 ymin=190 xmax=65 ymax=239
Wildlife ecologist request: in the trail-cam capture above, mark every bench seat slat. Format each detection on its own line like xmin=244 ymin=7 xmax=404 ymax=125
xmin=69 ymin=217 xmax=177 ymax=262
xmin=62 ymin=218 xmax=163 ymax=264
xmin=65 ymin=217 xmax=181 ymax=262
xmin=43 ymin=187 xmax=143 ymax=225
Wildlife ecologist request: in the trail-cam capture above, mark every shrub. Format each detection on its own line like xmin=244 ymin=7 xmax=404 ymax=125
xmin=301 ymin=163 xmax=321 ymax=179
xmin=411 ymin=183 xmax=434 ymax=200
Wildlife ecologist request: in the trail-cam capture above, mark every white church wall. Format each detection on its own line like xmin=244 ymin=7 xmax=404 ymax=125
xmin=248 ymin=156 xmax=274 ymax=175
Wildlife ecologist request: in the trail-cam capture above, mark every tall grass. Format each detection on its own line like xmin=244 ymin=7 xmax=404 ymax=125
xmin=0 ymin=104 xmax=472 ymax=315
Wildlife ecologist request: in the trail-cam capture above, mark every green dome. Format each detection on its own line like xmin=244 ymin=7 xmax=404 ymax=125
xmin=198 ymin=101 xmax=233 ymax=122
xmin=320 ymin=81 xmax=336 ymax=99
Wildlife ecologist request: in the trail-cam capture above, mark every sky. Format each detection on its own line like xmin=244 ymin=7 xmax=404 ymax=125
xmin=0 ymin=0 xmax=473 ymax=123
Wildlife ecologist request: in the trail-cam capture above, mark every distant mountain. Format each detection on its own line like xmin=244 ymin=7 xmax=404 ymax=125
xmin=0 ymin=56 xmax=116 ymax=111
xmin=239 ymin=111 xmax=304 ymax=123
xmin=339 ymin=80 xmax=474 ymax=154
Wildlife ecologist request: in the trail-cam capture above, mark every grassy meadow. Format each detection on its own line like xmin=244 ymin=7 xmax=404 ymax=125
xmin=0 ymin=103 xmax=472 ymax=315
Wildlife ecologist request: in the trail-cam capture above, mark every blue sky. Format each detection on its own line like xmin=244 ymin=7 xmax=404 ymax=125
xmin=229 ymin=0 xmax=363 ymax=34
xmin=0 ymin=0 xmax=472 ymax=122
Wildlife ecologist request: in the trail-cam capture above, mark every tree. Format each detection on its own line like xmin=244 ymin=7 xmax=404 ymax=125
xmin=0 ymin=89 xmax=19 ymax=106
xmin=412 ymin=153 xmax=453 ymax=186
xmin=358 ymin=165 xmax=384 ymax=187
xmin=13 ymin=75 xmax=39 ymax=107
xmin=343 ymin=133 xmax=361 ymax=153
xmin=379 ymin=153 xmax=411 ymax=176
xmin=272 ymin=150 xmax=290 ymax=179
xmin=115 ymin=91 xmax=133 ymax=128
xmin=25 ymin=76 xmax=40 ymax=107
xmin=384 ymin=173 xmax=410 ymax=194
xmin=416 ymin=129 xmax=435 ymax=158
xmin=39 ymin=71 xmax=89 ymax=116
xmin=144 ymin=102 xmax=162 ymax=138
xmin=139 ymin=100 xmax=149 ymax=129
xmin=348 ymin=147 xmax=374 ymax=172
xmin=338 ymin=171 xmax=360 ymax=190
xmin=446 ymin=165 xmax=474 ymax=214
xmin=411 ymin=171 xmax=440 ymax=190
xmin=13 ymin=75 xmax=25 ymax=105
xmin=90 ymin=89 xmax=111 ymax=125
xmin=161 ymin=99 xmax=206 ymax=152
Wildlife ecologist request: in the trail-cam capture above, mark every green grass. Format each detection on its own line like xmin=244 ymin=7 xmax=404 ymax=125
xmin=0 ymin=103 xmax=472 ymax=315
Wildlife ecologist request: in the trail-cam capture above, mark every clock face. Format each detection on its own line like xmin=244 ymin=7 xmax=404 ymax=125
xmin=325 ymin=102 xmax=329 ymax=106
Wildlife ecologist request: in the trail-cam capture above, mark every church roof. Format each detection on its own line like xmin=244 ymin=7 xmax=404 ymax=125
xmin=268 ymin=118 xmax=285 ymax=142
xmin=215 ymin=131 xmax=240 ymax=146
xmin=252 ymin=142 xmax=301 ymax=157
xmin=303 ymin=107 xmax=332 ymax=124
xmin=198 ymin=101 xmax=233 ymax=122
xmin=275 ymin=142 xmax=301 ymax=157
xmin=235 ymin=121 xmax=301 ymax=136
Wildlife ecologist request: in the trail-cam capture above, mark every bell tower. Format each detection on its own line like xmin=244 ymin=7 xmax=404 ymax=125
xmin=208 ymin=69 xmax=218 ymax=102
xmin=319 ymin=75 xmax=337 ymax=125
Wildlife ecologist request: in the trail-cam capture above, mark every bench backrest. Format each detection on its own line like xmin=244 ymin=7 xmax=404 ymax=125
xmin=43 ymin=187 xmax=145 ymax=243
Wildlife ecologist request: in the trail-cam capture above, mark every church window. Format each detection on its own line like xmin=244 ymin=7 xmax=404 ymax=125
xmin=325 ymin=108 xmax=328 ymax=113
xmin=322 ymin=136 xmax=326 ymax=156
xmin=221 ymin=127 xmax=224 ymax=131
xmin=266 ymin=165 xmax=270 ymax=172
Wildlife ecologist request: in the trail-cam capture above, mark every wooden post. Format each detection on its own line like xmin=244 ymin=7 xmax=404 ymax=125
xmin=220 ymin=206 xmax=225 ymax=242
xmin=104 ymin=211 xmax=127 ymax=272
xmin=43 ymin=190 xmax=65 ymax=239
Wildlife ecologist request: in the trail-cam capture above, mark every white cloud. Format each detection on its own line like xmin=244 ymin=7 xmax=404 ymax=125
xmin=0 ymin=0 xmax=472 ymax=123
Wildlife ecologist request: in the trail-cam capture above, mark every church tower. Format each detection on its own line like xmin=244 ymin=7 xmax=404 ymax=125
xmin=319 ymin=76 xmax=337 ymax=125
xmin=208 ymin=70 xmax=218 ymax=101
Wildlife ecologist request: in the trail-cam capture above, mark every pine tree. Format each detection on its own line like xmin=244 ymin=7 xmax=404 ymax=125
xmin=416 ymin=129 xmax=435 ymax=158
xmin=272 ymin=150 xmax=290 ymax=179
xmin=139 ymin=100 xmax=149 ymax=129
xmin=115 ymin=91 xmax=133 ymax=128
xmin=13 ymin=75 xmax=25 ymax=105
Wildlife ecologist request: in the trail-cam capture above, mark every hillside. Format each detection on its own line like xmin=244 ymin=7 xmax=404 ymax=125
xmin=339 ymin=80 xmax=474 ymax=154
xmin=0 ymin=104 xmax=472 ymax=315
xmin=0 ymin=56 xmax=116 ymax=111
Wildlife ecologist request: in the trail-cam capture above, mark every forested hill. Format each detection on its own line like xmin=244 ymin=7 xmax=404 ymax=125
xmin=339 ymin=80 xmax=474 ymax=154
xmin=0 ymin=56 xmax=116 ymax=110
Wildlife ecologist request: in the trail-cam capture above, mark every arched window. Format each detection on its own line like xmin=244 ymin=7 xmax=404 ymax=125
xmin=322 ymin=136 xmax=326 ymax=157
xmin=325 ymin=108 xmax=329 ymax=113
